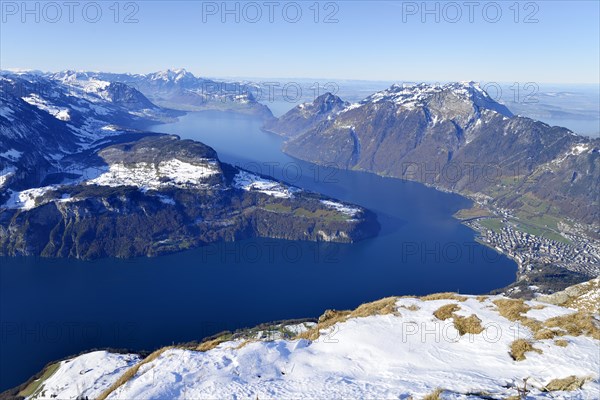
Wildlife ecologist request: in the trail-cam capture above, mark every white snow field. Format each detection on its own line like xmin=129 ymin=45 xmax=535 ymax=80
xmin=23 ymin=351 xmax=140 ymax=399
xmin=23 ymin=280 xmax=599 ymax=399
xmin=320 ymin=200 xmax=361 ymax=218
xmin=21 ymin=94 xmax=71 ymax=121
xmin=233 ymin=170 xmax=300 ymax=198
xmin=86 ymin=159 xmax=221 ymax=191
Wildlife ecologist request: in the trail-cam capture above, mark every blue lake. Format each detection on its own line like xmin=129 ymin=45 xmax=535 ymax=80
xmin=0 ymin=112 xmax=516 ymax=391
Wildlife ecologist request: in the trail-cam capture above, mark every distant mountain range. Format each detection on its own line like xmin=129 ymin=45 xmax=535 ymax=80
xmin=264 ymin=82 xmax=599 ymax=231
xmin=0 ymin=71 xmax=377 ymax=259
xmin=2 ymin=71 xmax=598 ymax=267
xmin=48 ymin=68 xmax=274 ymax=118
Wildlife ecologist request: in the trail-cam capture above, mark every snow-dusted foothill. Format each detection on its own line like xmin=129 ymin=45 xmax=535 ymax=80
xmin=16 ymin=279 xmax=599 ymax=400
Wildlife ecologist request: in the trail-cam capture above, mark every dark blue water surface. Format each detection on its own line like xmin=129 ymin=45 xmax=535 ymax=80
xmin=0 ymin=112 xmax=516 ymax=391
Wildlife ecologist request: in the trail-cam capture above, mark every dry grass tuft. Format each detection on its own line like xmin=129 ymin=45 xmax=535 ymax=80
xmin=433 ymin=304 xmax=461 ymax=320
xmin=494 ymin=298 xmax=599 ymax=360
xmin=533 ymin=328 xmax=561 ymax=340
xmin=509 ymin=339 xmax=542 ymax=361
xmin=493 ymin=298 xmax=543 ymax=333
xmin=350 ymin=297 xmax=400 ymax=319
xmin=544 ymin=311 xmax=600 ymax=340
xmin=235 ymin=338 xmax=257 ymax=350
xmin=554 ymin=339 xmax=569 ymax=347
xmin=544 ymin=376 xmax=588 ymax=391
xmin=196 ymin=334 xmax=233 ymax=352
xmin=421 ymin=293 xmax=467 ymax=302
xmin=295 ymin=310 xmax=350 ymax=341
xmin=453 ymin=314 xmax=484 ymax=335
xmin=476 ymin=295 xmax=488 ymax=303
xmin=422 ymin=388 xmax=444 ymax=400
xmin=493 ymin=299 xmax=530 ymax=322
xmin=521 ymin=318 xmax=544 ymax=333
xmin=433 ymin=304 xmax=483 ymax=335
xmin=97 ymin=347 xmax=172 ymax=400
xmin=297 ymin=297 xmax=398 ymax=341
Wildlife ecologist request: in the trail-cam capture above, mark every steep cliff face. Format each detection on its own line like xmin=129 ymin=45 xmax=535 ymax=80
xmin=271 ymin=83 xmax=599 ymax=227
xmin=263 ymin=92 xmax=349 ymax=137
xmin=0 ymin=73 xmax=378 ymax=260
xmin=0 ymin=136 xmax=378 ymax=259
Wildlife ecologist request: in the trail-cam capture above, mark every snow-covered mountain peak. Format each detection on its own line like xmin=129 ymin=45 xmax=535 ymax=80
xmin=312 ymin=92 xmax=348 ymax=109
xmin=148 ymin=68 xmax=195 ymax=83
xmin=362 ymin=81 xmax=513 ymax=117
xmin=362 ymin=82 xmax=443 ymax=108
xmin=51 ymin=70 xmax=93 ymax=83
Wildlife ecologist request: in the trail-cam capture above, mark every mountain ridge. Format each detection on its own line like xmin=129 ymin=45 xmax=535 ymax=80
xmin=265 ymin=82 xmax=600 ymax=279
xmin=44 ymin=68 xmax=275 ymax=118
xmin=0 ymin=72 xmax=378 ymax=259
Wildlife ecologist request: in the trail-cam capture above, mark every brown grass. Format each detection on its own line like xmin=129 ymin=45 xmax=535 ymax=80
xmin=421 ymin=293 xmax=467 ymax=302
xmin=422 ymin=388 xmax=444 ymax=400
xmin=554 ymin=339 xmax=569 ymax=347
xmin=235 ymin=338 xmax=257 ymax=350
xmin=296 ymin=310 xmax=351 ymax=341
xmin=544 ymin=376 xmax=588 ymax=391
xmin=493 ymin=298 xmax=599 ymax=360
xmin=453 ymin=314 xmax=484 ymax=335
xmin=433 ymin=304 xmax=461 ymax=320
xmin=196 ymin=333 xmax=233 ymax=352
xmin=97 ymin=347 xmax=172 ymax=400
xmin=544 ymin=311 xmax=600 ymax=340
xmin=493 ymin=298 xmax=543 ymax=334
xmin=433 ymin=304 xmax=483 ymax=335
xmin=521 ymin=318 xmax=544 ymax=333
xmin=476 ymin=295 xmax=488 ymax=303
xmin=533 ymin=328 xmax=560 ymax=340
xmin=493 ymin=299 xmax=530 ymax=322
xmin=297 ymin=297 xmax=398 ymax=341
xmin=509 ymin=339 xmax=542 ymax=361
xmin=351 ymin=297 xmax=399 ymax=318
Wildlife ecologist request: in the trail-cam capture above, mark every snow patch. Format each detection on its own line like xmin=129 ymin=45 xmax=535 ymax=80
xmin=0 ymin=149 xmax=23 ymax=161
xmin=233 ymin=170 xmax=300 ymax=198
xmin=47 ymin=295 xmax=599 ymax=399
xmin=3 ymin=186 xmax=58 ymax=210
xmin=0 ymin=169 xmax=15 ymax=188
xmin=86 ymin=159 xmax=221 ymax=191
xmin=25 ymin=351 xmax=140 ymax=400
xmin=22 ymin=93 xmax=71 ymax=121
xmin=320 ymin=200 xmax=361 ymax=217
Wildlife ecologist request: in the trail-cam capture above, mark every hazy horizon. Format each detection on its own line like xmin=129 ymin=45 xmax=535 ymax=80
xmin=2 ymin=1 xmax=598 ymax=84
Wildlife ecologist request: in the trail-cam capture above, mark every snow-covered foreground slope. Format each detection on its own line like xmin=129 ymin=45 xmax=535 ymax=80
xmin=21 ymin=280 xmax=599 ymax=400
xmin=21 ymin=352 xmax=140 ymax=399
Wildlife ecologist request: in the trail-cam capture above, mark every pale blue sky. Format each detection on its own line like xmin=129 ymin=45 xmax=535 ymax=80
xmin=1 ymin=1 xmax=598 ymax=83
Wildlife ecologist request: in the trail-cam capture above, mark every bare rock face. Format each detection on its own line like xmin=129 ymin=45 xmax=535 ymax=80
xmin=269 ymin=82 xmax=599 ymax=227
xmin=538 ymin=278 xmax=600 ymax=313
xmin=263 ymin=92 xmax=349 ymax=138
